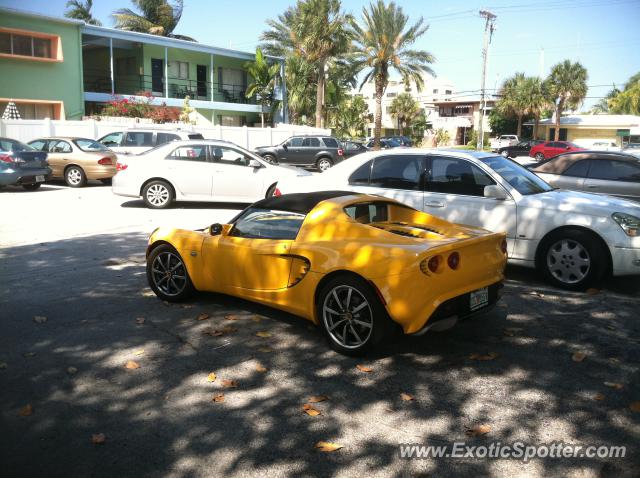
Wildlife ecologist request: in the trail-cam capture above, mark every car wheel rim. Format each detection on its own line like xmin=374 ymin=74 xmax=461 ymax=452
xmin=322 ymin=285 xmax=373 ymax=349
xmin=536 ymin=153 xmax=544 ymax=160
xmin=147 ymin=184 xmax=169 ymax=206
xmin=501 ymin=151 xmax=508 ymax=157
xmin=265 ymin=156 xmax=276 ymax=164
xmin=546 ymin=239 xmax=591 ymax=284
xmin=67 ymin=169 xmax=82 ymax=185
xmin=318 ymin=159 xmax=331 ymax=171
xmin=151 ymin=251 xmax=187 ymax=296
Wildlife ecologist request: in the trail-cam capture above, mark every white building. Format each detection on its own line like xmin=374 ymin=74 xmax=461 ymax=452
xmin=429 ymin=96 xmax=496 ymax=146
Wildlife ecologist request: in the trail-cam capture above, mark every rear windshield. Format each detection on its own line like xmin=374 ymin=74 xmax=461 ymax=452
xmin=0 ymin=139 xmax=33 ymax=152
xmin=74 ymin=139 xmax=109 ymax=152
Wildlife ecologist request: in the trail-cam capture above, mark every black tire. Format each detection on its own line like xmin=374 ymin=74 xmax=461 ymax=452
xmin=535 ymin=152 xmax=545 ymax=161
xmin=100 ymin=178 xmax=112 ymax=185
xmin=22 ymin=183 xmax=42 ymax=191
xmin=65 ymin=166 xmax=87 ymax=188
xmin=263 ymin=154 xmax=278 ymax=165
xmin=146 ymin=244 xmax=194 ymax=302
xmin=266 ymin=183 xmax=277 ymax=198
xmin=536 ymin=229 xmax=607 ymax=291
xmin=316 ymin=157 xmax=333 ymax=172
xmin=142 ymin=180 xmax=174 ymax=209
xmin=500 ymin=150 xmax=509 ymax=158
xmin=316 ymin=274 xmax=394 ymax=356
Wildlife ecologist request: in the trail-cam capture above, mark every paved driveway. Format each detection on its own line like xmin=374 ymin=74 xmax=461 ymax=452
xmin=1 ymin=183 xmax=638 ymax=477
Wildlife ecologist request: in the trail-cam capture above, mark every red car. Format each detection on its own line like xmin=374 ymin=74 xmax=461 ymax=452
xmin=529 ymin=141 xmax=584 ymax=161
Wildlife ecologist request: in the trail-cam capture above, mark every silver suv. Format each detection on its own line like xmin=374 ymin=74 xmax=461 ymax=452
xmin=98 ymin=128 xmax=204 ymax=155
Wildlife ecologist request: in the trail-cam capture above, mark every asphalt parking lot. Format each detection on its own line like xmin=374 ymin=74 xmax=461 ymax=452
xmin=1 ymin=182 xmax=639 ymax=477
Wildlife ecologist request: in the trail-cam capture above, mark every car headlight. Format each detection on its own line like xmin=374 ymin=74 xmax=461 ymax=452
xmin=612 ymin=212 xmax=640 ymax=237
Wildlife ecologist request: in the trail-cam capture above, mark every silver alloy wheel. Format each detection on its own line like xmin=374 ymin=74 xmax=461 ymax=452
xmin=546 ymin=238 xmax=591 ymax=284
xmin=146 ymin=183 xmax=170 ymax=207
xmin=317 ymin=158 xmax=332 ymax=172
xmin=535 ymin=153 xmax=545 ymax=161
xmin=67 ymin=168 xmax=82 ymax=185
xmin=151 ymin=251 xmax=187 ymax=296
xmin=263 ymin=155 xmax=276 ymax=164
xmin=322 ymin=285 xmax=373 ymax=349
xmin=501 ymin=150 xmax=509 ymax=157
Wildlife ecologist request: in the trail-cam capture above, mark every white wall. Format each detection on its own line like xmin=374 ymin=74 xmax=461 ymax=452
xmin=0 ymin=118 xmax=331 ymax=150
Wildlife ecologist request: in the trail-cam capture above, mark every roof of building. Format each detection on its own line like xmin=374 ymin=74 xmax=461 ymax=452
xmin=525 ymin=114 xmax=640 ymax=127
xmin=433 ymin=97 xmax=497 ymax=105
xmin=0 ymin=7 xmax=84 ymax=25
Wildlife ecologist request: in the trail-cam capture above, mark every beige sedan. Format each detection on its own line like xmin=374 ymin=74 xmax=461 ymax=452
xmin=27 ymin=137 xmax=117 ymax=187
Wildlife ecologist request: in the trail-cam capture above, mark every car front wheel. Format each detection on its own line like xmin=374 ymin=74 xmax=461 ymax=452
xmin=501 ymin=150 xmax=509 ymax=157
xmin=263 ymin=154 xmax=277 ymax=164
xmin=142 ymin=180 xmax=174 ymax=209
xmin=147 ymin=245 xmax=194 ymax=302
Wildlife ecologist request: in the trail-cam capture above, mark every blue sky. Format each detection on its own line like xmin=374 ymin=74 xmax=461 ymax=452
xmin=3 ymin=0 xmax=640 ymax=108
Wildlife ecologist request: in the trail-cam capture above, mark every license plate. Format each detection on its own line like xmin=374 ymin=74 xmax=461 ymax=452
xmin=36 ymin=175 xmax=45 ymax=182
xmin=470 ymin=287 xmax=489 ymax=311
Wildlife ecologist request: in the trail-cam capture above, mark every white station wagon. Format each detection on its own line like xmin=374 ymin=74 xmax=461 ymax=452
xmin=275 ymin=149 xmax=640 ymax=290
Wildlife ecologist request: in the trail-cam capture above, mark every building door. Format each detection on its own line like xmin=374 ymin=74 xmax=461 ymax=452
xmin=151 ymin=58 xmax=164 ymax=94
xmin=197 ymin=65 xmax=207 ymax=99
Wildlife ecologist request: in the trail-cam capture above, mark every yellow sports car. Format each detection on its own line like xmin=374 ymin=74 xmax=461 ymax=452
xmin=146 ymin=191 xmax=507 ymax=355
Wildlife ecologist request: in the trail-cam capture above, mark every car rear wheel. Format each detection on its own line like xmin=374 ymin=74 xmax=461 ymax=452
xmin=535 ymin=152 xmax=545 ymax=161
xmin=501 ymin=150 xmax=509 ymax=157
xmin=143 ymin=180 xmax=174 ymax=209
xmin=537 ymin=229 xmax=607 ymax=290
xmin=22 ymin=183 xmax=42 ymax=191
xmin=263 ymin=154 xmax=277 ymax=164
xmin=316 ymin=157 xmax=333 ymax=172
xmin=65 ymin=166 xmax=86 ymax=188
xmin=317 ymin=275 xmax=393 ymax=356
xmin=147 ymin=245 xmax=194 ymax=302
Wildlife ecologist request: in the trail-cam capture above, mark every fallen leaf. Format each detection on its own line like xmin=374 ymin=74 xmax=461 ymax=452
xmin=465 ymin=424 xmax=491 ymax=437
xmin=252 ymin=315 xmax=263 ymax=323
xmin=303 ymin=404 xmax=321 ymax=416
xmin=134 ymin=349 xmax=145 ymax=356
xmin=67 ymin=366 xmax=78 ymax=375
xmin=124 ymin=360 xmax=140 ymax=370
xmin=181 ymin=304 xmax=193 ymax=309
xmin=141 ymin=289 xmax=155 ymax=297
xmin=207 ymin=372 xmax=217 ymax=382
xmin=400 ymin=393 xmax=415 ymax=402
xmin=91 ymin=433 xmax=106 ymax=444
xmin=0 ymin=362 xmax=7 ymax=370
xmin=469 ymin=352 xmax=499 ymax=361
xmin=503 ymin=329 xmax=515 ymax=337
xmin=202 ymin=327 xmax=223 ymax=337
xmin=225 ymin=314 xmax=238 ymax=321
xmin=197 ymin=313 xmax=210 ymax=321
xmin=609 ymin=357 xmax=621 ymax=364
xmin=221 ymin=326 xmax=238 ymax=334
xmin=356 ymin=364 xmax=373 ymax=373
xmin=593 ymin=393 xmax=605 ymax=401
xmin=212 ymin=393 xmax=225 ymax=402
xmin=256 ymin=331 xmax=271 ymax=338
xmin=315 ymin=441 xmax=343 ymax=452
xmin=629 ymin=401 xmax=640 ymax=412
xmin=19 ymin=404 xmax=33 ymax=417
xmin=33 ymin=315 xmax=47 ymax=324
xmin=23 ymin=352 xmax=36 ymax=358
xmin=255 ymin=363 xmax=268 ymax=373
xmin=222 ymin=379 xmax=238 ymax=389
xmin=135 ymin=317 xmax=145 ymax=325
xmin=586 ymin=288 xmax=600 ymax=295
xmin=530 ymin=291 xmax=545 ymax=298
xmin=309 ymin=395 xmax=329 ymax=403
xmin=258 ymin=347 xmax=273 ymax=353
xmin=572 ymin=351 xmax=587 ymax=362
xmin=604 ymin=382 xmax=624 ymax=390
xmin=606 ymin=325 xmax=617 ymax=331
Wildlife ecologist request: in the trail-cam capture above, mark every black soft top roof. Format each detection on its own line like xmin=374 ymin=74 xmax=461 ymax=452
xmin=251 ymin=191 xmax=359 ymax=214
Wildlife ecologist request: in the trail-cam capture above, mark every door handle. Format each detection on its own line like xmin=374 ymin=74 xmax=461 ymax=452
xmin=425 ymin=201 xmax=445 ymax=208
xmin=586 ymin=185 xmax=598 ymax=189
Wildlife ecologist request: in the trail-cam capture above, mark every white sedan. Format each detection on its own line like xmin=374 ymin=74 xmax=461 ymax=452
xmin=275 ymin=149 xmax=640 ymax=290
xmin=112 ymin=140 xmax=311 ymax=208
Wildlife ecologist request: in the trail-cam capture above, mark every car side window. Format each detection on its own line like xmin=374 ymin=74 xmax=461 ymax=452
xmin=49 ymin=140 xmax=72 ymax=153
xmin=166 ymin=145 xmax=208 ymax=162
xmin=563 ymin=160 xmax=590 ymax=177
xmin=370 ymin=155 xmax=425 ymax=191
xmin=302 ymin=137 xmax=320 ymax=147
xmin=344 ymin=202 xmax=390 ymax=224
xmin=322 ymin=138 xmax=339 ymax=148
xmin=124 ymin=132 xmax=154 ymax=147
xmin=588 ymin=160 xmax=640 ymax=182
xmin=230 ymin=208 xmax=306 ymax=240
xmin=286 ymin=137 xmax=303 ymax=147
xmin=156 ymin=133 xmax=181 ymax=145
xmin=210 ymin=146 xmax=251 ymax=166
xmin=29 ymin=140 xmax=48 ymax=151
xmin=349 ymin=160 xmax=373 ymax=185
xmin=426 ymin=156 xmax=496 ymax=196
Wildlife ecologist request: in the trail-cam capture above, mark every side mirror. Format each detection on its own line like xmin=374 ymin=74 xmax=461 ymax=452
xmin=248 ymin=158 xmax=263 ymax=168
xmin=210 ymin=223 xmax=223 ymax=235
xmin=484 ymin=185 xmax=508 ymax=200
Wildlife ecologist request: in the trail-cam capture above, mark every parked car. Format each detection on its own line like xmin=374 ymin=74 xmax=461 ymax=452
xmin=146 ymin=191 xmax=507 ymax=355
xmin=529 ymin=141 xmax=585 ymax=161
xmin=28 ymin=137 xmax=117 ymax=187
xmin=622 ymin=143 xmax=640 ymax=157
xmin=589 ymin=141 xmax=620 ymax=152
xmin=98 ymin=128 xmax=204 ymax=155
xmin=112 ymin=139 xmax=311 ymax=208
xmin=490 ymin=134 xmax=519 ymax=150
xmin=253 ymin=135 xmax=344 ymax=172
xmin=0 ymin=137 xmax=51 ymax=190
xmin=365 ymin=138 xmax=401 ymax=149
xmin=531 ymin=151 xmax=640 ymax=202
xmin=496 ymin=139 xmax=544 ymax=158
xmin=274 ymin=149 xmax=640 ymax=290
xmin=384 ymin=135 xmax=413 ymax=147
xmin=342 ymin=140 xmax=368 ymax=158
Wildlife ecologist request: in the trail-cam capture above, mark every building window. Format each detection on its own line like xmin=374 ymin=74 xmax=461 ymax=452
xmin=217 ymin=115 xmax=246 ymax=126
xmin=0 ymin=29 xmax=57 ymax=60
xmin=168 ymin=60 xmax=189 ymax=79
xmin=0 ymin=100 xmax=60 ymax=119
xmin=455 ymin=105 xmax=471 ymax=115
xmin=386 ymin=92 xmax=397 ymax=98
xmin=433 ymin=89 xmax=439 ymax=94
xmin=116 ymin=57 xmax=137 ymax=75
xmin=445 ymin=89 xmax=452 ymax=95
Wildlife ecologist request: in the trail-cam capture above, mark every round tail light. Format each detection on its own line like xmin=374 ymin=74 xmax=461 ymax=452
xmin=447 ymin=252 xmax=460 ymax=270
xmin=428 ymin=255 xmax=441 ymax=273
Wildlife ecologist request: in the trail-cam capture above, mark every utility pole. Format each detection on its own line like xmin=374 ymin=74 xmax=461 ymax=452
xmin=477 ymin=10 xmax=496 ymax=150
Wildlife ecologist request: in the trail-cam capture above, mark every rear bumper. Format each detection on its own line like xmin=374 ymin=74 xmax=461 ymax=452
xmin=84 ymin=164 xmax=117 ymax=180
xmin=10 ymin=167 xmax=51 ymax=185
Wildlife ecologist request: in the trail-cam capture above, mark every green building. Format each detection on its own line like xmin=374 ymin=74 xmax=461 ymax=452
xmin=0 ymin=8 xmax=286 ymax=125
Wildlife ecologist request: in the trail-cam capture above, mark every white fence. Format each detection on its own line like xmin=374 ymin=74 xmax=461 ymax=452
xmin=0 ymin=118 xmax=331 ymax=150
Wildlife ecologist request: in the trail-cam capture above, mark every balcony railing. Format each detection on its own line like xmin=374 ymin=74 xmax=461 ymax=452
xmin=83 ymin=68 xmax=256 ymax=104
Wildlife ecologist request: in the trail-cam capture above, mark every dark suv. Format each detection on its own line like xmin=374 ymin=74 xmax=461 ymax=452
xmin=254 ymin=135 xmax=344 ymax=172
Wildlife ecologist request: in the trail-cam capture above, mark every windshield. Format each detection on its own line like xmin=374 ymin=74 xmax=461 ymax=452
xmin=480 ymin=155 xmax=553 ymax=195
xmin=74 ymin=139 xmax=109 ymax=152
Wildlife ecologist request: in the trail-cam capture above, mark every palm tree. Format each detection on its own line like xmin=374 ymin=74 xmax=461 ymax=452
xmin=244 ymin=49 xmax=281 ymax=128
xmin=282 ymin=55 xmax=316 ymax=125
xmin=113 ymin=0 xmax=195 ymax=41
xmin=544 ymin=60 xmax=588 ymax=141
xmin=388 ymin=92 xmax=420 ymax=135
xmin=523 ymin=77 xmax=549 ymax=139
xmin=261 ymin=0 xmax=353 ymax=128
xmin=332 ymin=95 xmax=368 ymax=138
xmin=608 ymin=73 xmax=640 ymax=115
xmin=497 ymin=73 xmax=529 ymax=137
xmin=65 ymin=0 xmax=101 ymax=25
xmin=351 ymin=0 xmax=435 ymax=148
